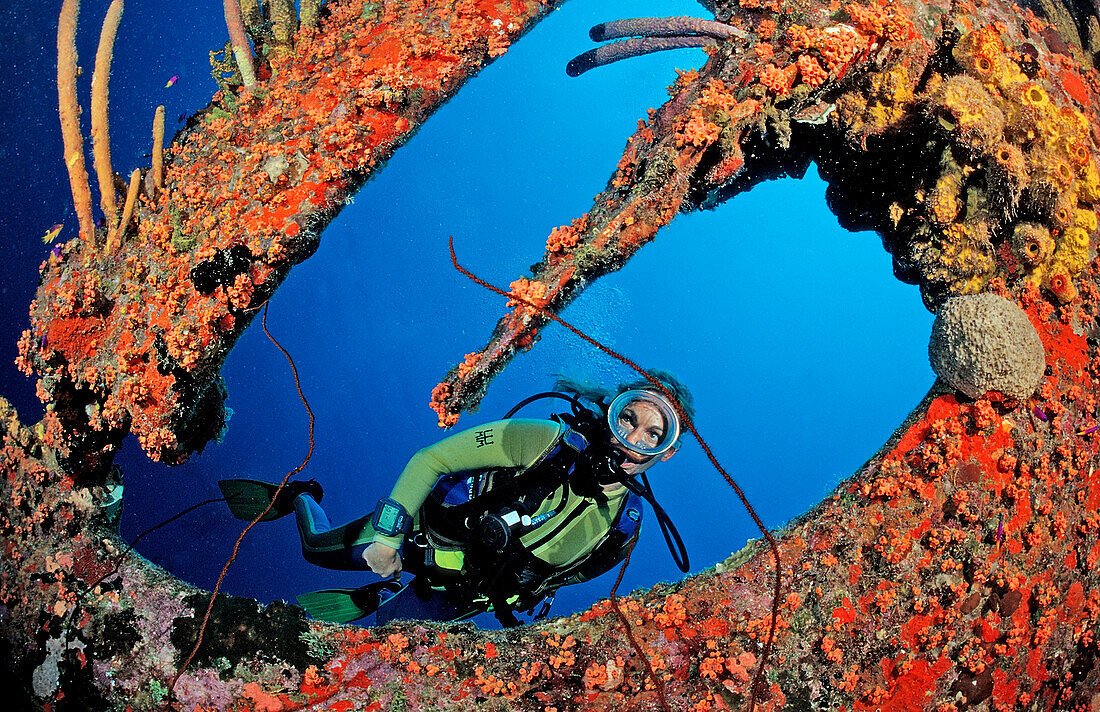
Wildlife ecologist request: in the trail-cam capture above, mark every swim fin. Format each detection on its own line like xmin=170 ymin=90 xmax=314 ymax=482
xmin=297 ymin=580 xmax=405 ymax=624
xmin=217 ymin=478 xmax=323 ymax=521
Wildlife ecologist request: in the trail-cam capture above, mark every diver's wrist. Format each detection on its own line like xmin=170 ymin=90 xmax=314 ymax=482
xmin=371 ymin=533 xmax=404 ymax=549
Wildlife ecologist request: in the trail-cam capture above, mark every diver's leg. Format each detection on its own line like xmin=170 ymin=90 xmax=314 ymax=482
xmin=292 ymin=495 xmax=376 ymax=570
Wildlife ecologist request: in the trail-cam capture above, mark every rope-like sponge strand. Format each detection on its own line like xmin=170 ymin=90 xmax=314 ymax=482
xmin=167 ymin=303 xmax=315 ymax=704
xmin=609 ymin=544 xmax=673 ymax=712
xmin=448 ymin=236 xmax=782 ymax=712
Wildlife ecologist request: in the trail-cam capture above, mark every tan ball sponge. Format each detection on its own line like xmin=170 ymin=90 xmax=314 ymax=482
xmin=928 ymin=293 xmax=1046 ymax=399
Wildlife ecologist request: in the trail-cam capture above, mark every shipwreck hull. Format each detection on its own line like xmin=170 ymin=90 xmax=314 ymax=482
xmin=4 ymin=0 xmax=1100 ymax=709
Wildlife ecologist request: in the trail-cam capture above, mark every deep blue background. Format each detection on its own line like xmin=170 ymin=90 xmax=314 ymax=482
xmin=0 ymin=0 xmax=934 ymax=627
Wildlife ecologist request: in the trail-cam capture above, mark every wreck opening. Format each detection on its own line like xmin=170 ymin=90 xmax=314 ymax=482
xmin=576 ymin=165 xmax=936 ymax=581
xmin=110 ymin=161 xmax=935 ymax=630
xmin=101 ymin=0 xmax=929 ymax=637
xmin=10 ymin=0 xmax=1100 ymax=706
xmin=107 ymin=33 xmax=947 ymax=633
xmin=108 ymin=0 xmax=756 ymax=628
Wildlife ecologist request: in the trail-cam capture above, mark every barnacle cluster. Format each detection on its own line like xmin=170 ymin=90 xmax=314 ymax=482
xmin=906 ymin=27 xmax=1097 ymax=306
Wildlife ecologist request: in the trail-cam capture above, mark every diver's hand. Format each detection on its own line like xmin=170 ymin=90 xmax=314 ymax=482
xmin=363 ymin=543 xmax=402 ymax=577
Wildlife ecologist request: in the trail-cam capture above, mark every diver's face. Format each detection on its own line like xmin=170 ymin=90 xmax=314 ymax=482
xmin=613 ymin=398 xmax=677 ymax=473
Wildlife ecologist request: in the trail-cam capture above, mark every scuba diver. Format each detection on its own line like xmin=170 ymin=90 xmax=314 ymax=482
xmin=219 ymin=371 xmax=694 ymax=627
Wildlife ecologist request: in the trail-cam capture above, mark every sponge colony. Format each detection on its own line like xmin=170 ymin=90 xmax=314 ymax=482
xmin=928 ymin=293 xmax=1046 ymax=400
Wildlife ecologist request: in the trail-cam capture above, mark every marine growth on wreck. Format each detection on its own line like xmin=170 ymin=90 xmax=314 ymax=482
xmin=3 ymin=0 xmax=1100 ymax=709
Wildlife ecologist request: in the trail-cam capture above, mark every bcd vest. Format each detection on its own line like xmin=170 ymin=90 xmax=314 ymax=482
xmin=413 ymin=426 xmax=644 ymax=613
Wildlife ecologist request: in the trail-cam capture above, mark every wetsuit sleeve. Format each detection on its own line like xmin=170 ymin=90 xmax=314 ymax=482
xmin=372 ymin=418 xmax=564 ymax=547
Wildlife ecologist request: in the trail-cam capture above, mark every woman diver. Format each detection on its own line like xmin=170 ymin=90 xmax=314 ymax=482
xmin=219 ymin=370 xmax=694 ymax=626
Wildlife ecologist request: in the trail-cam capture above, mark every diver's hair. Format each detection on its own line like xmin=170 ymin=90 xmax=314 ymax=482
xmin=620 ymin=369 xmax=696 ymax=423
xmin=553 ymin=368 xmax=696 ymax=425
xmin=552 ymin=372 xmax=616 ymax=409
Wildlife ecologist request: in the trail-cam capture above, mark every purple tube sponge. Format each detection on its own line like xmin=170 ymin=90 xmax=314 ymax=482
xmin=567 ymin=16 xmax=747 ymax=76
xmin=567 ymin=36 xmax=717 ymax=76
xmin=589 ymin=16 xmax=748 ymax=42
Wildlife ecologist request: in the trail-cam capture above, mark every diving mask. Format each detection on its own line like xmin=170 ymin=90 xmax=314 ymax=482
xmin=606 ymin=389 xmax=681 ymax=458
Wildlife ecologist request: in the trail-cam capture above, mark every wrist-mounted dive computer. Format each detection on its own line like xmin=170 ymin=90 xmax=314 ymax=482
xmin=371 ymin=498 xmax=412 ymax=537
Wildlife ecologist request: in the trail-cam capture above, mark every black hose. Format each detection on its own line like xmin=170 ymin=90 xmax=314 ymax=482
xmin=624 ymin=473 xmax=690 ymax=573
xmin=503 ymin=391 xmax=586 ymax=418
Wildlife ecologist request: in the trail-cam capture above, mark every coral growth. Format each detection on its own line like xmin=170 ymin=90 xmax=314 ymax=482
xmin=6 ymin=0 xmax=1100 ymax=710
xmin=20 ymin=0 xmax=551 ymax=465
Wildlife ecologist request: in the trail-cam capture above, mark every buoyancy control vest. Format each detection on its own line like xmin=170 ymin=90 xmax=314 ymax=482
xmin=415 ymin=419 xmax=644 ymax=619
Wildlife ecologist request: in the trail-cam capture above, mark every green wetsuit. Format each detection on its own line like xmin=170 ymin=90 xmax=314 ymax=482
xmin=376 ymin=418 xmax=628 ymax=569
xmin=291 ymin=417 xmax=641 ymax=625
xmin=294 ymin=418 xmax=629 ymax=577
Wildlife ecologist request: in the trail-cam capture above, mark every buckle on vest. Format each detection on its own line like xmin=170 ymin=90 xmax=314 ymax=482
xmin=562 ymin=428 xmax=588 ymax=453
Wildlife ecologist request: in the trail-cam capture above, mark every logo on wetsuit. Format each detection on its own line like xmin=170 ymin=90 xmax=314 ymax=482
xmin=473 ymin=429 xmax=494 ymax=447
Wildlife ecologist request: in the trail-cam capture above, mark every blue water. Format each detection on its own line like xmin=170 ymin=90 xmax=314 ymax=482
xmin=0 ymin=0 xmax=934 ymax=627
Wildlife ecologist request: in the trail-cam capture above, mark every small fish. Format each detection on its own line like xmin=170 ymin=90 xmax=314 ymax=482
xmin=1077 ymin=425 xmax=1099 ymax=436
xmin=1033 ymin=405 xmax=1048 ymax=422
xmin=166 ymin=75 xmax=179 ymax=88
xmin=40 ymin=223 xmax=63 ymax=244
xmin=51 ymin=244 xmax=63 ymax=259
xmin=177 ymin=112 xmax=187 ymax=123
xmin=996 ymin=520 xmax=1004 ymax=543
xmin=38 ymin=333 xmax=47 ymax=350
